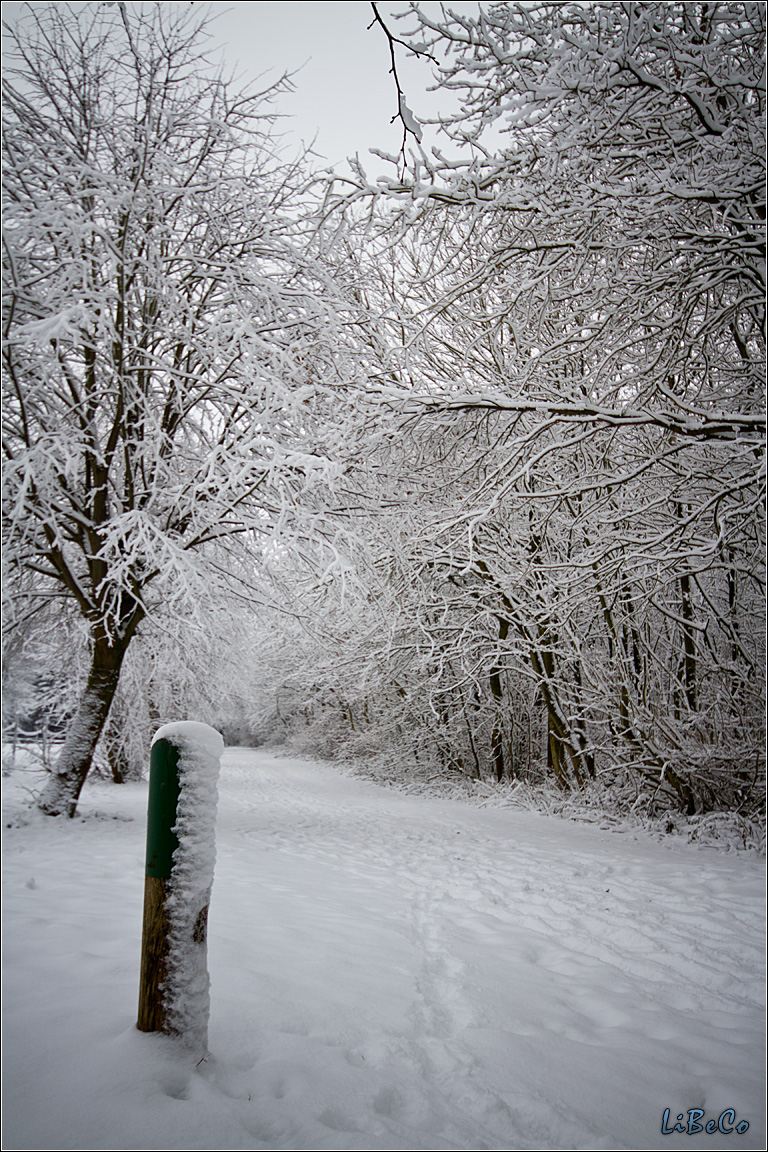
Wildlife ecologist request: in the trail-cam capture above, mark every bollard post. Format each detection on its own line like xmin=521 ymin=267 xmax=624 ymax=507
xmin=137 ymin=736 xmax=181 ymax=1033
xmin=137 ymin=722 xmax=223 ymax=1049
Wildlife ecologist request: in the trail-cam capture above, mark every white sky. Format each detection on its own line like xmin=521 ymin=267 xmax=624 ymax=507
xmin=2 ymin=1 xmax=483 ymax=172
xmin=200 ymin=1 xmax=484 ymax=169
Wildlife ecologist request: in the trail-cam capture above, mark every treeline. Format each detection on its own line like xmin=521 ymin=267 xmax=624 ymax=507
xmin=261 ymin=2 xmax=766 ymax=819
xmin=2 ymin=3 xmax=764 ymax=823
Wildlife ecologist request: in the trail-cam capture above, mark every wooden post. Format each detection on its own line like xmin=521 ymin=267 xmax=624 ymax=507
xmin=137 ymin=737 xmax=180 ymax=1032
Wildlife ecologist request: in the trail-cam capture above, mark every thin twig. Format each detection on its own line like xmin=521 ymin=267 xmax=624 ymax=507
xmin=369 ymin=3 xmax=436 ymax=159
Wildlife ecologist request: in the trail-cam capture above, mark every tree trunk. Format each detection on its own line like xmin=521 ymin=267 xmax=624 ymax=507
xmin=679 ymin=570 xmax=697 ymax=711
xmin=531 ymin=642 xmax=586 ymax=789
xmin=489 ymin=615 xmax=511 ymax=782
xmin=101 ymin=697 xmax=140 ymax=783
xmin=107 ymin=740 xmax=131 ymax=785
xmin=38 ymin=635 xmax=129 ymax=817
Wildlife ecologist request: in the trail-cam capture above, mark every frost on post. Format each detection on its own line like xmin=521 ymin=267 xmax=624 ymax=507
xmin=147 ymin=722 xmax=223 ymax=1052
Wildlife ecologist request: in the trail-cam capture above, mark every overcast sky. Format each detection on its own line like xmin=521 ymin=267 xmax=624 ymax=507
xmin=198 ymin=1 xmax=485 ymax=169
xmin=2 ymin=1 xmax=483 ymax=172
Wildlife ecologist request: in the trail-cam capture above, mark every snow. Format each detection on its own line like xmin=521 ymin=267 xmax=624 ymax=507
xmin=151 ymin=721 xmax=225 ymax=763
xmin=2 ymin=748 xmax=765 ymax=1151
xmin=151 ymin=722 xmax=224 ymax=1052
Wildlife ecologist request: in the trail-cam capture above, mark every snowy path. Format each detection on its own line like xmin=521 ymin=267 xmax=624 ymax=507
xmin=2 ymin=749 xmax=765 ymax=1150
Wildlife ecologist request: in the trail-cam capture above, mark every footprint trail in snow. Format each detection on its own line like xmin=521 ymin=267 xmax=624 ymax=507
xmin=2 ymin=748 xmax=764 ymax=1151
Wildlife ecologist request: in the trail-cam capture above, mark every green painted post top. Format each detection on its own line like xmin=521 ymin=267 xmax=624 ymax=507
xmin=145 ymin=738 xmax=181 ymax=879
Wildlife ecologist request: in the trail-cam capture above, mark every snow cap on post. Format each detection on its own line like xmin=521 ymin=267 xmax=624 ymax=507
xmin=151 ymin=721 xmax=224 ymax=894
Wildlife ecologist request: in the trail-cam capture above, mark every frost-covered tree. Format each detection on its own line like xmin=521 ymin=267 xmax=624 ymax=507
xmin=2 ymin=3 xmax=366 ymax=816
xmin=360 ymin=0 xmax=764 ymax=432
xmin=312 ymin=1 xmax=765 ymax=811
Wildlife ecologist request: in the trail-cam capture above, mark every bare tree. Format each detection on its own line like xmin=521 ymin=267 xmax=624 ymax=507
xmin=2 ymin=3 xmax=365 ymax=816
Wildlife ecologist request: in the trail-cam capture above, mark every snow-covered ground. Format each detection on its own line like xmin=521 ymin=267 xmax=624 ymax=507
xmin=2 ymin=748 xmax=765 ymax=1151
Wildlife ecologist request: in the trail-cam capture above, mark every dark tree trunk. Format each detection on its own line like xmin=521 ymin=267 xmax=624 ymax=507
xmin=679 ymin=570 xmax=697 ymax=711
xmin=38 ymin=633 xmax=130 ymax=817
xmin=108 ymin=741 xmax=131 ymax=784
xmin=675 ymin=502 xmax=697 ymax=712
xmin=489 ymin=615 xmax=511 ymax=782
